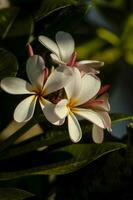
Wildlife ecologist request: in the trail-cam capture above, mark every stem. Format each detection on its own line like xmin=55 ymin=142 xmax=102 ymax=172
xmin=27 ymin=44 xmax=34 ymax=57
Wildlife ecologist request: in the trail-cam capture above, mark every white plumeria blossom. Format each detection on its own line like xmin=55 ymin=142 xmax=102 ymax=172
xmin=1 ymin=55 xmax=72 ymax=123
xmin=54 ymin=67 xmax=108 ymax=143
xmin=38 ymin=31 xmax=104 ymax=74
xmin=83 ymin=93 xmax=112 ymax=143
xmin=0 ymin=0 xmax=10 ymax=9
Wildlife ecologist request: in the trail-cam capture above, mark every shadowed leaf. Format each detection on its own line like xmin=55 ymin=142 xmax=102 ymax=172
xmin=0 ymin=188 xmax=34 ymax=200
xmin=0 ymin=142 xmax=126 ymax=180
xmin=0 ymin=48 xmax=18 ymax=81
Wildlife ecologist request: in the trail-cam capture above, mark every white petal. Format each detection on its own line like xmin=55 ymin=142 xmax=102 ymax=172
xmin=97 ymin=111 xmax=112 ymax=132
xmin=68 ymin=112 xmax=82 ymax=143
xmin=40 ymin=98 xmax=65 ymax=125
xmin=14 ymin=95 xmax=37 ymax=122
xmin=95 ymin=93 xmax=110 ymax=111
xmin=26 ymin=55 xmax=45 ymax=88
xmin=38 ymin=35 xmax=60 ymax=57
xmin=43 ymin=66 xmax=72 ymax=95
xmin=76 ymin=74 xmax=101 ymax=106
xmin=56 ymin=31 xmax=75 ymax=62
xmin=74 ymin=108 xmax=105 ymax=128
xmin=50 ymin=53 xmax=66 ymax=65
xmin=77 ymin=60 xmax=104 ymax=68
xmin=1 ymin=77 xmax=34 ymax=94
xmin=76 ymin=64 xmax=99 ymax=75
xmin=55 ymin=99 xmax=68 ymax=119
xmin=65 ymin=67 xmax=82 ymax=100
xmin=92 ymin=125 xmax=104 ymax=143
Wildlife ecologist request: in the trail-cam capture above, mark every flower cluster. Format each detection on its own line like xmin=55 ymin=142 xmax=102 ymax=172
xmin=0 ymin=31 xmax=112 ymax=143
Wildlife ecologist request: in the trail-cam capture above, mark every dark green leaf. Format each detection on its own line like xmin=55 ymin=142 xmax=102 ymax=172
xmin=0 ymin=113 xmax=131 ymax=160
xmin=0 ymin=48 xmax=18 ymax=80
xmin=0 ymin=120 xmax=90 ymax=160
xmin=0 ymin=188 xmax=34 ymax=200
xmin=6 ymin=15 xmax=34 ymax=38
xmin=0 ymin=142 xmax=126 ymax=180
xmin=34 ymin=0 xmax=81 ymax=21
xmin=0 ymin=7 xmax=19 ymax=39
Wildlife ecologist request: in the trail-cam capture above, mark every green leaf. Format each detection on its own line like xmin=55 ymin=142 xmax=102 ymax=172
xmin=34 ymin=0 xmax=81 ymax=21
xmin=96 ymin=28 xmax=120 ymax=46
xmin=0 ymin=120 xmax=90 ymax=160
xmin=125 ymin=50 xmax=133 ymax=65
xmin=93 ymin=0 xmax=125 ymax=8
xmin=6 ymin=15 xmax=34 ymax=38
xmin=0 ymin=48 xmax=18 ymax=81
xmin=111 ymin=113 xmax=133 ymax=123
xmin=0 ymin=113 xmax=131 ymax=160
xmin=92 ymin=47 xmax=121 ymax=64
xmin=121 ymin=14 xmax=133 ymax=42
xmin=0 ymin=7 xmax=19 ymax=39
xmin=76 ymin=38 xmax=105 ymax=60
xmin=0 ymin=142 xmax=126 ymax=180
xmin=0 ymin=188 xmax=34 ymax=200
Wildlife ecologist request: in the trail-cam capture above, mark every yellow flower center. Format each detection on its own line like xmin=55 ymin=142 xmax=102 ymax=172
xmin=67 ymin=98 xmax=79 ymax=112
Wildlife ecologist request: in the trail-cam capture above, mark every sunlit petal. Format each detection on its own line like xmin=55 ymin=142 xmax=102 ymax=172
xmin=1 ymin=77 xmax=34 ymax=94
xmin=76 ymin=64 xmax=99 ymax=75
xmin=74 ymin=108 xmax=105 ymax=128
xmin=50 ymin=53 xmax=66 ymax=65
xmin=68 ymin=112 xmax=82 ymax=143
xmin=65 ymin=67 xmax=81 ymax=100
xmin=77 ymin=60 xmax=104 ymax=68
xmin=38 ymin=35 xmax=60 ymax=57
xmin=56 ymin=31 xmax=75 ymax=62
xmin=40 ymin=98 xmax=64 ymax=125
xmin=92 ymin=125 xmax=104 ymax=143
xmin=94 ymin=93 xmax=110 ymax=111
xmin=14 ymin=95 xmax=37 ymax=122
xmin=76 ymin=74 xmax=101 ymax=106
xmin=97 ymin=111 xmax=112 ymax=132
xmin=26 ymin=55 xmax=45 ymax=88
xmin=55 ymin=99 xmax=68 ymax=119
xmin=43 ymin=66 xmax=72 ymax=95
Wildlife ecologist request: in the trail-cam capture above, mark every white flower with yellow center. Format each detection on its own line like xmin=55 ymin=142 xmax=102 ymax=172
xmin=54 ymin=68 xmax=106 ymax=143
xmin=39 ymin=31 xmax=104 ymax=74
xmin=0 ymin=55 xmax=72 ymax=123
xmin=82 ymin=92 xmax=112 ymax=143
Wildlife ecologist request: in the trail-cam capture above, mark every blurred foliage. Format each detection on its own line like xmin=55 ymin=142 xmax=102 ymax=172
xmin=0 ymin=0 xmax=133 ymax=199
xmin=0 ymin=188 xmax=34 ymax=200
xmin=0 ymin=48 xmax=18 ymax=81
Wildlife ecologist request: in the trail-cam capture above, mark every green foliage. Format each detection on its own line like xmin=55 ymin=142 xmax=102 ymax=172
xmin=6 ymin=15 xmax=34 ymax=38
xmin=0 ymin=7 xmax=19 ymax=39
xmin=0 ymin=0 xmax=133 ymax=198
xmin=0 ymin=188 xmax=34 ymax=200
xmin=34 ymin=0 xmax=81 ymax=21
xmin=111 ymin=113 xmax=133 ymax=123
xmin=0 ymin=143 xmax=126 ymax=180
xmin=0 ymin=49 xmax=18 ymax=81
xmin=0 ymin=112 xmax=131 ymax=181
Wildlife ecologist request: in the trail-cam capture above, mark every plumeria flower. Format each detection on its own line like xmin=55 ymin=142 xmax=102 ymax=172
xmin=54 ymin=67 xmax=110 ymax=143
xmin=0 ymin=0 xmax=10 ymax=9
xmin=0 ymin=55 xmax=72 ymax=123
xmin=82 ymin=91 xmax=112 ymax=143
xmin=38 ymin=31 xmax=104 ymax=75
